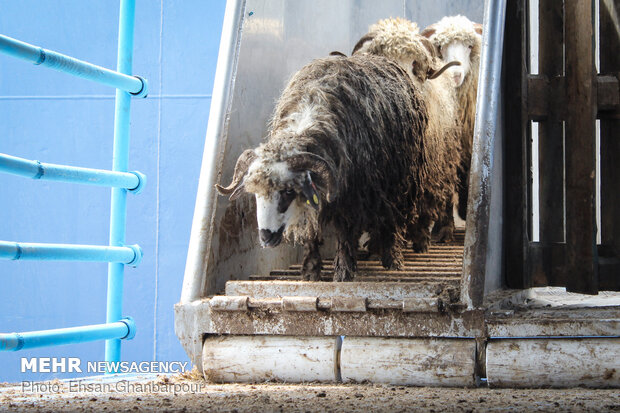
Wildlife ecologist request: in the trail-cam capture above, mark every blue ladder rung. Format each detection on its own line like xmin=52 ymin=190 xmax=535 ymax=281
xmin=0 ymin=34 xmax=148 ymax=97
xmin=0 ymin=318 xmax=135 ymax=351
xmin=0 ymin=152 xmax=146 ymax=192
xmin=0 ymin=241 xmax=142 ymax=266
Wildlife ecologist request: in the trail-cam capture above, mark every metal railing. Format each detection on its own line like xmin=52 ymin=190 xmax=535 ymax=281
xmin=0 ymin=0 xmax=147 ymax=368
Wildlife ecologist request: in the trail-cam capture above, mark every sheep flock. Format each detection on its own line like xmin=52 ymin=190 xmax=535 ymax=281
xmin=217 ymin=15 xmax=482 ymax=282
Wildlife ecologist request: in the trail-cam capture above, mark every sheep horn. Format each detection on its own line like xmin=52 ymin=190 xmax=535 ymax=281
xmin=428 ymin=61 xmax=461 ymax=80
xmin=215 ymin=149 xmax=257 ymax=199
xmin=352 ymin=33 xmax=375 ymax=55
xmin=286 ymin=152 xmax=337 ymax=202
xmin=419 ymin=37 xmax=439 ymax=59
xmin=420 ymin=25 xmax=437 ymax=38
xmin=474 ymin=23 xmax=483 ymax=36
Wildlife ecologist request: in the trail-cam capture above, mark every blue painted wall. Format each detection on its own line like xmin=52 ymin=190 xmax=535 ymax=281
xmin=0 ymin=0 xmax=226 ymax=382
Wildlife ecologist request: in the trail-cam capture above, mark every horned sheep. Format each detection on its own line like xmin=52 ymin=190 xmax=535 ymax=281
xmin=353 ymin=17 xmax=463 ymax=244
xmin=422 ymin=15 xmax=483 ymax=220
xmin=216 ymin=54 xmax=428 ymax=282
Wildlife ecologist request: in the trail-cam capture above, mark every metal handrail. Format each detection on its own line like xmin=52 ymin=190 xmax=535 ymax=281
xmin=0 ymin=34 xmax=147 ymax=97
xmin=0 ymin=241 xmax=142 ymax=266
xmin=0 ymin=153 xmax=145 ymax=192
xmin=0 ymin=0 xmax=145 ymax=369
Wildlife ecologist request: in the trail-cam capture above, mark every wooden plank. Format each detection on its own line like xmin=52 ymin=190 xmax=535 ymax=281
xmin=503 ymin=0 xmax=531 ymax=289
xmin=600 ymin=0 xmax=620 ymax=292
xmin=528 ymin=75 xmax=619 ymax=120
xmin=340 ymin=337 xmax=476 ymax=387
xmin=202 ymin=335 xmax=338 ymax=383
xmin=599 ymin=256 xmax=620 ymax=291
xmin=529 ymin=243 xmax=620 ymax=289
xmin=537 ymin=0 xmax=565 ymax=253
xmin=564 ymin=0 xmax=598 ymax=294
xmin=486 ymin=338 xmax=620 ymax=388
xmin=528 ymin=242 xmax=567 ymax=286
xmin=598 ymin=75 xmax=620 ymax=112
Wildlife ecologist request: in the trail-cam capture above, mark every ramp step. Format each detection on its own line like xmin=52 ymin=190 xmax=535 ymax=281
xmin=225 ymin=280 xmax=458 ymax=300
xmin=249 ymin=275 xmax=460 ymax=282
xmin=268 ymin=270 xmax=461 ymax=277
xmin=209 ymin=295 xmax=446 ymax=312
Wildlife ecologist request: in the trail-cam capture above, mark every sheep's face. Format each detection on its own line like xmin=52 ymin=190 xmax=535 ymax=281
xmin=216 ymin=149 xmax=334 ymax=248
xmin=440 ymin=40 xmax=473 ymax=87
xmin=255 ymin=188 xmax=301 ymax=247
xmin=246 ymin=161 xmax=321 ymax=248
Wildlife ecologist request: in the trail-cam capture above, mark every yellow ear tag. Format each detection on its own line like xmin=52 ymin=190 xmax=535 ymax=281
xmin=312 ymin=194 xmax=319 ymax=205
xmin=306 ymin=200 xmax=311 ymax=205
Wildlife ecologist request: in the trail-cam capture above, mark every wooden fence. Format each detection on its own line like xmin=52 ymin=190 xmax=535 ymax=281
xmin=503 ymin=0 xmax=620 ymax=294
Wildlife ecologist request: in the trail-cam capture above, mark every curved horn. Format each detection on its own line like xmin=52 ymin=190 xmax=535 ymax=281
xmin=420 ymin=25 xmax=437 ymax=38
xmin=286 ymin=152 xmax=337 ymax=202
xmin=215 ymin=149 xmax=257 ymax=199
xmin=352 ymin=33 xmax=375 ymax=55
xmin=428 ymin=60 xmax=461 ymax=80
xmin=474 ymin=23 xmax=483 ymax=35
xmin=419 ymin=37 xmax=438 ymax=58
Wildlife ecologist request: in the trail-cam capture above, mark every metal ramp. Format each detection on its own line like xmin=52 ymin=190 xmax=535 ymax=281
xmin=179 ymin=229 xmax=483 ymax=386
xmin=175 ymin=0 xmax=620 ymax=388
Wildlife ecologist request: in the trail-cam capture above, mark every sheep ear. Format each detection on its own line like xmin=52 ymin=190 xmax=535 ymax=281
xmin=215 ymin=149 xmax=257 ymax=199
xmin=428 ymin=60 xmax=460 ymax=80
xmin=420 ymin=25 xmax=436 ymax=38
xmin=352 ymin=33 xmax=375 ymax=54
xmin=330 ymin=51 xmax=347 ymax=57
xmin=474 ymin=23 xmax=483 ymax=36
xmin=419 ymin=37 xmax=438 ymax=58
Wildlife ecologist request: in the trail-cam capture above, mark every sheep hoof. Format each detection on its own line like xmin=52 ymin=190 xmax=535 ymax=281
xmin=411 ymin=241 xmax=430 ymax=253
xmin=437 ymin=226 xmax=455 ymax=243
xmin=302 ymin=271 xmax=322 ymax=282
xmin=381 ymin=253 xmax=403 ymax=270
xmin=333 ymin=269 xmax=355 ymax=282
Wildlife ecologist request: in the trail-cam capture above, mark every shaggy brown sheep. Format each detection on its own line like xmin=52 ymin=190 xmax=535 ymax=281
xmin=216 ymin=54 xmax=428 ymax=281
xmin=353 ymin=17 xmax=462 ymax=246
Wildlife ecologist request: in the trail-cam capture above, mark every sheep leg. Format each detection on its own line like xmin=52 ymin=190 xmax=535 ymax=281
xmin=333 ymin=231 xmax=357 ymax=282
xmin=301 ymin=238 xmax=322 ymax=281
xmin=435 ymin=201 xmax=455 ymax=243
xmin=379 ymin=229 xmax=405 ymax=270
xmin=410 ymin=213 xmax=433 ymax=253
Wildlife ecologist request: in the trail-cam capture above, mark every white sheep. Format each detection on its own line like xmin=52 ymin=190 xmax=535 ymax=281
xmin=421 ymin=15 xmax=483 ymax=220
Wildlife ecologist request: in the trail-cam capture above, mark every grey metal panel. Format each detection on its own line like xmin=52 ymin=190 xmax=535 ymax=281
xmin=182 ymin=0 xmax=491 ymax=303
xmin=461 ymin=0 xmax=506 ymax=307
xmin=405 ymin=0 xmax=485 ymax=29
